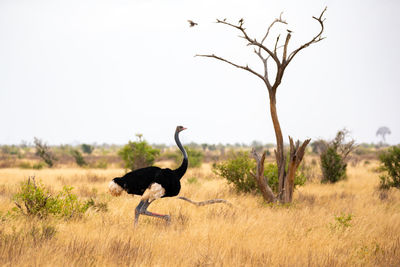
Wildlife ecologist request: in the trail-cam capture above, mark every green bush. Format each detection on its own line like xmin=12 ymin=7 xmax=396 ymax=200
xmin=1 ymin=145 xmax=21 ymax=157
xmin=320 ymin=147 xmax=347 ymax=183
xmin=18 ymin=161 xmax=45 ymax=170
xmin=18 ymin=161 xmax=32 ymax=169
xmin=70 ymin=149 xmax=87 ymax=167
xmin=94 ymin=159 xmax=108 ymax=169
xmin=172 ymin=146 xmax=204 ymax=168
xmin=33 ymin=162 xmax=45 ymax=170
xmin=118 ymin=134 xmax=160 ymax=171
xmin=13 ymin=177 xmax=94 ymax=219
xmin=319 ymin=129 xmax=356 ymax=183
xmin=81 ymin=144 xmax=94 ymax=154
xmin=212 ymin=151 xmax=256 ymax=193
xmin=379 ymin=146 xmax=400 ymax=190
xmin=212 ymin=151 xmax=306 ymax=194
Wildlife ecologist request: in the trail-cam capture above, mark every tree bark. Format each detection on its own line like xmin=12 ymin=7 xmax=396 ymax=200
xmin=269 ymin=94 xmax=286 ymax=201
xmin=283 ymin=137 xmax=311 ymax=203
xmin=251 ymin=149 xmax=276 ymax=203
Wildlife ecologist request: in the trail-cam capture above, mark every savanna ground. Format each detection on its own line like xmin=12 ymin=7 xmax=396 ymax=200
xmin=0 ymin=160 xmax=399 ymax=266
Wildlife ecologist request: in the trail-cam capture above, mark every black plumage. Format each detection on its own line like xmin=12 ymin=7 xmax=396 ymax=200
xmin=109 ymin=126 xmax=188 ymax=225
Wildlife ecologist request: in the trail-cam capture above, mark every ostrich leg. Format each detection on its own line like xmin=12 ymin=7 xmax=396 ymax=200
xmin=134 ymin=200 xmax=170 ymax=226
xmin=134 ymin=183 xmax=170 ymax=226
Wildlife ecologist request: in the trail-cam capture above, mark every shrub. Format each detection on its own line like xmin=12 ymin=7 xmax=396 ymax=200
xmin=18 ymin=161 xmax=32 ymax=169
xmin=70 ymin=149 xmax=87 ymax=167
xmin=81 ymin=144 xmax=94 ymax=154
xmin=94 ymin=159 xmax=108 ymax=169
xmin=212 ymin=151 xmax=256 ymax=193
xmin=212 ymin=151 xmax=306 ymax=194
xmin=378 ymin=146 xmax=400 ymax=190
xmin=330 ymin=213 xmax=353 ymax=230
xmin=34 ymin=137 xmax=57 ymax=167
xmin=1 ymin=145 xmax=21 ymax=157
xmin=320 ymin=147 xmax=347 ymax=183
xmin=33 ymin=162 xmax=45 ymax=170
xmin=172 ymin=146 xmax=204 ymax=168
xmin=18 ymin=161 xmax=45 ymax=170
xmin=118 ymin=134 xmax=160 ymax=171
xmin=13 ymin=176 xmax=94 ymax=219
xmin=319 ymin=129 xmax=356 ymax=183
xmin=13 ymin=177 xmax=52 ymax=218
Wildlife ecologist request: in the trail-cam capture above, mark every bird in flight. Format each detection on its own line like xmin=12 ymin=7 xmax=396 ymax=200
xmin=187 ymin=20 xmax=198 ymax=27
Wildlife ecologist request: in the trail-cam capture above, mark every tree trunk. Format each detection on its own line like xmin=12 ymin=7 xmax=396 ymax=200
xmin=266 ymin=94 xmax=311 ymax=204
xmin=283 ymin=137 xmax=311 ymax=203
xmin=269 ymin=94 xmax=286 ymax=201
xmin=251 ymin=149 xmax=276 ymax=203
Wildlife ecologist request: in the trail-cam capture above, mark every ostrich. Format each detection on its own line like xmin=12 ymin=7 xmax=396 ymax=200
xmin=109 ymin=126 xmax=188 ymax=225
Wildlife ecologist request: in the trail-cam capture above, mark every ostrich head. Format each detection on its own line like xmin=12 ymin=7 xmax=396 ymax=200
xmin=176 ymin=125 xmax=187 ymax=132
xmin=109 ymin=178 xmax=124 ymax=196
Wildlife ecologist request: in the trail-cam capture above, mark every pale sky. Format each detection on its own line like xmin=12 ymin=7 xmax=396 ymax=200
xmin=1 ymin=0 xmax=399 ymax=146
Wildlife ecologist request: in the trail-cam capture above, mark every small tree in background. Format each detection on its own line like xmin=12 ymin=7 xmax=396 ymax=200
xmin=376 ymin=126 xmax=391 ymax=144
xmin=118 ymin=134 xmax=160 ymax=171
xmin=319 ymin=130 xmax=356 ymax=183
xmin=34 ymin=137 xmax=57 ymax=167
xmin=379 ymin=146 xmax=400 ymax=190
xmin=70 ymin=149 xmax=87 ymax=167
xmin=81 ymin=144 xmax=94 ymax=154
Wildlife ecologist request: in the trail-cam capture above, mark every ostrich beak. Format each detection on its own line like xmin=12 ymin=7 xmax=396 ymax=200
xmin=182 ymin=127 xmax=187 ymax=131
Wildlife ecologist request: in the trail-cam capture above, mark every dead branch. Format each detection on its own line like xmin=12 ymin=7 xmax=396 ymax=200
xmin=177 ymin=196 xmax=233 ymax=207
xmin=260 ymin=12 xmax=287 ymax=47
xmin=196 ymin=54 xmax=265 ymax=83
xmin=214 ymin=19 xmax=280 ymax=65
xmin=14 ymin=201 xmax=26 ymax=215
xmin=251 ymin=148 xmax=276 ymax=203
xmin=286 ymin=7 xmax=327 ymax=64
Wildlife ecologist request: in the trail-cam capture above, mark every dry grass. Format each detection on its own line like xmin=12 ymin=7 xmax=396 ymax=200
xmin=0 ymin=163 xmax=399 ymax=266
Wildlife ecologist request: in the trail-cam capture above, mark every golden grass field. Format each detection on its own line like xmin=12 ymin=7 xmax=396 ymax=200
xmin=0 ymin=162 xmax=399 ymax=266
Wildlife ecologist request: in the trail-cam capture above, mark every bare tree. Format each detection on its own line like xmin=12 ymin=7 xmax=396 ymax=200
xmin=197 ymin=8 xmax=327 ymax=203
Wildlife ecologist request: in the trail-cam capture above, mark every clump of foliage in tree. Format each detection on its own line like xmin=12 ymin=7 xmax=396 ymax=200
xmin=70 ymin=149 xmax=87 ymax=167
xmin=13 ymin=176 xmax=94 ymax=219
xmin=212 ymin=151 xmax=306 ymax=194
xmin=34 ymin=137 xmax=57 ymax=167
xmin=81 ymin=144 xmax=94 ymax=154
xmin=378 ymin=146 xmax=400 ymax=190
xmin=118 ymin=134 xmax=160 ymax=171
xmin=319 ymin=130 xmax=356 ymax=183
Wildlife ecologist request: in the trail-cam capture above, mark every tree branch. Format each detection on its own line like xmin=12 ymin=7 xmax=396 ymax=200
xmin=196 ymin=54 xmax=266 ymax=83
xmin=260 ymin=12 xmax=287 ymax=47
xmin=215 ymin=19 xmax=281 ymax=66
xmin=282 ymin=33 xmax=291 ymax=62
xmin=286 ymin=7 xmax=327 ymax=64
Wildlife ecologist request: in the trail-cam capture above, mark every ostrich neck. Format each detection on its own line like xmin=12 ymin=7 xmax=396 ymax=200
xmin=174 ymin=131 xmax=188 ymax=178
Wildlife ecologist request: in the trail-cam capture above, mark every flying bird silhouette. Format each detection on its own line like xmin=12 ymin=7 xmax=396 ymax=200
xmin=187 ymin=20 xmax=198 ymax=27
